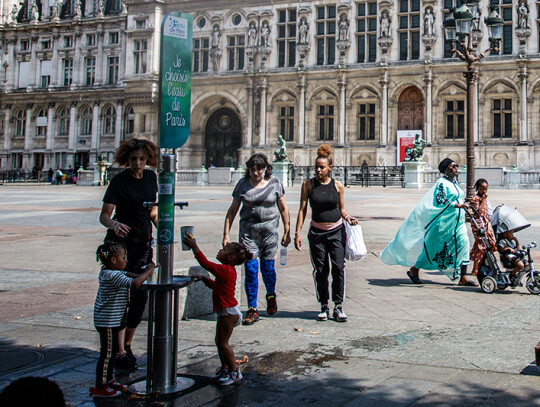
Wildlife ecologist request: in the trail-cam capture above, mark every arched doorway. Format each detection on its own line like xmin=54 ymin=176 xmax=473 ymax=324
xmin=205 ymin=108 xmax=242 ymax=168
xmin=398 ymin=87 xmax=424 ymax=130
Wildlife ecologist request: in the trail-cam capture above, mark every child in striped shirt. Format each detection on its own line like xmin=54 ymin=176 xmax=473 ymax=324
xmin=91 ymin=241 xmax=154 ymax=398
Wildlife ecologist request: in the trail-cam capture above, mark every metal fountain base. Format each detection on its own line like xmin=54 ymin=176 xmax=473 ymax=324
xmin=129 ymin=376 xmax=195 ymax=395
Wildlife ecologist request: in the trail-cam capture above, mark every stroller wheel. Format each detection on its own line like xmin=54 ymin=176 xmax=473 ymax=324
xmin=481 ymin=276 xmax=497 ymax=294
xmin=526 ymin=273 xmax=540 ymax=295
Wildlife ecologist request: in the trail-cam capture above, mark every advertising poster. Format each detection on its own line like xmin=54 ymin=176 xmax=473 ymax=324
xmin=159 ymin=12 xmax=192 ymax=149
xmin=396 ymin=130 xmax=422 ymax=164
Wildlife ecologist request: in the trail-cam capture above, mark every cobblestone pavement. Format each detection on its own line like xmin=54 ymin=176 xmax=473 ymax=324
xmin=1 ymin=184 xmax=540 ymax=406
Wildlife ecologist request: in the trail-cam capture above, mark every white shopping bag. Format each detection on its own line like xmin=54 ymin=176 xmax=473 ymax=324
xmin=344 ymin=222 xmax=367 ymax=262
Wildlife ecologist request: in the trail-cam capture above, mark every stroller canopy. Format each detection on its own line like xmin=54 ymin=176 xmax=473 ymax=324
xmin=491 ymin=205 xmax=531 ymax=235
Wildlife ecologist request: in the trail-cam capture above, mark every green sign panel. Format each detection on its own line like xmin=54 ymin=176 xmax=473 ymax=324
xmin=157 ymin=171 xmax=175 ymax=245
xmin=159 ymin=12 xmax=192 ymax=149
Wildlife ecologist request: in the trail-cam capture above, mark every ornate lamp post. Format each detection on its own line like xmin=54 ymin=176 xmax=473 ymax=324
xmin=444 ymin=0 xmax=503 ymax=198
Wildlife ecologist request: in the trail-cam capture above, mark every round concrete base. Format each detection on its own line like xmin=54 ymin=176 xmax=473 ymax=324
xmin=129 ymin=376 xmax=195 ymax=395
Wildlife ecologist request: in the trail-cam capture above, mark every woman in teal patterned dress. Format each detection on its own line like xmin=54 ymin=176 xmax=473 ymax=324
xmin=381 ymin=158 xmax=477 ymax=286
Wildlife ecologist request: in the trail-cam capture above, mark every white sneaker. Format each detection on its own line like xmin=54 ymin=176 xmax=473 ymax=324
xmin=218 ymin=367 xmax=243 ymax=386
xmin=333 ymin=305 xmax=347 ymax=322
xmin=317 ymin=305 xmax=330 ymax=321
xmin=211 ymin=366 xmax=227 ymax=380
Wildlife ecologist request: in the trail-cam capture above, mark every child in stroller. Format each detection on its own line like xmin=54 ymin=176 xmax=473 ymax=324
xmin=497 ymin=229 xmax=528 ymax=285
xmin=472 ymin=204 xmax=539 ymax=294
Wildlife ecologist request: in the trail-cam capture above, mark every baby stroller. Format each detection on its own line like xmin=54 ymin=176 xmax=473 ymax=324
xmin=470 ymin=204 xmax=539 ymax=294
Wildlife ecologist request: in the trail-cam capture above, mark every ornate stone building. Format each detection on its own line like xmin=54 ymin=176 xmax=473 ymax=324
xmin=1 ymin=0 xmax=540 ymax=171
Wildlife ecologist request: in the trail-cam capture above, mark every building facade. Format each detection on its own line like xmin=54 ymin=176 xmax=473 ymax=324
xmin=1 ymin=0 xmax=540 ymax=172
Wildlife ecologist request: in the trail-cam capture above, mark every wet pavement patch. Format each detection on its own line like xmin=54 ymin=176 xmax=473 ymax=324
xmin=0 ymin=347 xmax=80 ymax=376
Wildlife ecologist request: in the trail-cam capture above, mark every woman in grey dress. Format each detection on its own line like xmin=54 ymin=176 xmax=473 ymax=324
xmin=223 ymin=153 xmax=291 ymax=325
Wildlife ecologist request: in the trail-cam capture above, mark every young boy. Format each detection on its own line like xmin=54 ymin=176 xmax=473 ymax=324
xmin=497 ymin=230 xmax=527 ymax=283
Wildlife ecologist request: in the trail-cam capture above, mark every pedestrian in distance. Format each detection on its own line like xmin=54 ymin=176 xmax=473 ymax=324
xmin=183 ymin=233 xmax=252 ymax=385
xmin=99 ymin=137 xmax=158 ymax=370
xmin=91 ymin=241 xmax=154 ymax=398
xmin=381 ymin=158 xmax=477 ymax=286
xmin=294 ymin=145 xmax=358 ymax=322
xmin=223 ymin=153 xmax=291 ymax=325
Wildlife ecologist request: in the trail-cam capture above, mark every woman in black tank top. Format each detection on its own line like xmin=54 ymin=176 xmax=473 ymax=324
xmin=294 ymin=145 xmax=358 ymax=322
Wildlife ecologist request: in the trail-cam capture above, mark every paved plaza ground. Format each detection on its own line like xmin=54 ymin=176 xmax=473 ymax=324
xmin=1 ymin=183 xmax=540 ymax=406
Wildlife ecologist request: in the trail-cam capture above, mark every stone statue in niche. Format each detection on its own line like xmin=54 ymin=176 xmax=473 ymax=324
xmin=30 ymin=2 xmax=39 ymax=22
xmin=247 ymin=22 xmax=257 ymax=47
xmin=517 ymin=2 xmax=529 ymax=29
xmin=298 ymin=18 xmax=309 ymax=44
xmin=52 ymin=0 xmax=61 ymax=19
xmin=211 ymin=25 xmax=221 ymax=48
xmin=424 ymin=7 xmax=434 ymax=36
xmin=260 ymin=22 xmax=270 ymax=47
xmin=338 ymin=14 xmax=349 ymax=41
xmin=75 ymin=0 xmax=83 ymax=18
xmin=380 ymin=11 xmax=391 ymax=38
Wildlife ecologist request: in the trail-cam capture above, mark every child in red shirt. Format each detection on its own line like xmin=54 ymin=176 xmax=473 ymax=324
xmin=183 ymin=234 xmax=252 ymax=386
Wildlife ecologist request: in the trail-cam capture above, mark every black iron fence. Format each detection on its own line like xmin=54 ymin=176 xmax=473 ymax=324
xmin=0 ymin=169 xmax=49 ymax=183
xmin=289 ymin=164 xmax=404 ymax=187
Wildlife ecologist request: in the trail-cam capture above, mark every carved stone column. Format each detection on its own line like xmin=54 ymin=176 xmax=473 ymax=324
xmin=245 ymin=77 xmax=254 ymax=147
xmin=3 ymin=105 xmax=12 ymax=151
xmin=337 ymin=73 xmax=347 ymax=146
xmin=518 ymin=65 xmax=528 ymax=144
xmin=258 ymin=78 xmax=267 ymax=147
xmin=378 ymin=65 xmax=389 ymax=146
xmin=68 ymin=102 xmax=77 ymax=152
xmin=46 ymin=102 xmax=55 ymax=151
xmin=24 ymin=103 xmax=33 ymax=151
xmin=91 ymin=101 xmax=100 ymax=155
xmin=297 ymin=73 xmax=306 ymax=145
xmin=115 ymin=100 xmax=123 ymax=148
xmin=423 ymin=65 xmax=433 ymax=144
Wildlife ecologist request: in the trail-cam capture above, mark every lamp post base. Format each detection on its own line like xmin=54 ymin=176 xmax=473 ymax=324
xmin=129 ymin=376 xmax=195 ymax=396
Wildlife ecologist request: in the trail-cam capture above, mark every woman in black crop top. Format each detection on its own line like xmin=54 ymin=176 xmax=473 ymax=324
xmin=294 ymin=145 xmax=358 ymax=322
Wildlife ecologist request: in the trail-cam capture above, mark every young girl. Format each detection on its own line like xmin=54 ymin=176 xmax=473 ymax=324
xmin=469 ymin=179 xmax=497 ymax=276
xmin=182 ymin=233 xmax=252 ymax=385
xmin=91 ymin=241 xmax=154 ymax=398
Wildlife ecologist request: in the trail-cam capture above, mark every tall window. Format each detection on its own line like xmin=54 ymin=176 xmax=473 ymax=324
xmin=134 ymin=40 xmax=147 ymax=74
xmin=491 ymin=0 xmax=513 ymax=55
xmin=80 ymin=106 xmax=92 ymax=135
xmin=398 ymin=0 xmax=421 ymax=61
xmin=108 ymin=56 xmax=119 ymax=84
xmin=63 ymin=59 xmax=73 ymax=86
xmin=227 ymin=35 xmax=245 ymax=70
xmin=193 ymin=38 xmax=209 ymax=72
xmin=64 ymin=36 xmax=73 ymax=48
xmin=492 ymin=98 xmax=512 ymax=138
xmin=58 ymin=107 xmax=70 ymax=136
xmin=278 ymin=106 xmax=295 ymax=141
xmin=85 ymin=57 xmax=96 ymax=85
xmin=277 ymin=9 xmax=297 ymax=67
xmin=125 ymin=107 xmax=135 ymax=135
xmin=36 ymin=109 xmax=47 ymax=136
xmin=103 ymin=106 xmax=116 ymax=134
xmin=315 ymin=5 xmax=336 ymax=65
xmin=109 ymin=32 xmax=119 ymax=44
xmin=15 ymin=110 xmax=26 ymax=137
xmin=445 ymin=100 xmax=465 ymax=139
xmin=86 ymin=34 xmax=96 ymax=46
xmin=356 ymin=2 xmax=377 ymax=62
xmin=443 ymin=0 xmax=458 ymax=58
xmin=317 ymin=105 xmax=334 ymax=141
xmin=357 ymin=103 xmax=376 ymax=140
xmin=40 ymin=60 xmax=51 ymax=88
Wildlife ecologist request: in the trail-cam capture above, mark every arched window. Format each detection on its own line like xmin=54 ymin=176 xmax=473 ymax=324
xmin=36 ymin=108 xmax=47 ymax=136
xmin=58 ymin=107 xmax=70 ymax=135
xmin=80 ymin=106 xmax=92 ymax=135
xmin=15 ymin=109 xmax=26 ymax=137
xmin=125 ymin=106 xmax=134 ymax=135
xmin=103 ymin=105 xmax=116 ymax=134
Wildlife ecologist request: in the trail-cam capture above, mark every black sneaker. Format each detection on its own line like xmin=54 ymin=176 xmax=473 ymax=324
xmin=266 ymin=293 xmax=278 ymax=316
xmin=125 ymin=345 xmax=137 ymax=364
xmin=242 ymin=308 xmax=260 ymax=325
xmin=115 ymin=354 xmax=138 ymax=371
